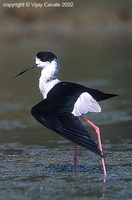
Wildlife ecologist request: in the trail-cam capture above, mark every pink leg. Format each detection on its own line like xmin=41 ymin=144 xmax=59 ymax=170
xmin=81 ymin=115 xmax=107 ymax=177
xmin=74 ymin=144 xmax=78 ymax=172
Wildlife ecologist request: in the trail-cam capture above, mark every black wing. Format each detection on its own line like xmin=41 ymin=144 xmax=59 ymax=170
xmin=31 ymin=82 xmax=117 ymax=157
xmin=31 ymin=84 xmax=103 ymax=157
xmin=48 ymin=82 xmax=117 ymax=102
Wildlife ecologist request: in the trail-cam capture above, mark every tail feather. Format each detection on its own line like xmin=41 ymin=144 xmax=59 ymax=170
xmin=86 ymin=88 xmax=118 ymax=102
xmin=97 ymin=93 xmax=118 ymax=102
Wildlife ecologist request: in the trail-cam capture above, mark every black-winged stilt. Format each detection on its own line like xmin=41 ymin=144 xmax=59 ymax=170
xmin=15 ymin=51 xmax=117 ymax=176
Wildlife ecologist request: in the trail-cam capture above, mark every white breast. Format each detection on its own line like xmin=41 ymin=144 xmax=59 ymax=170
xmin=38 ymin=61 xmax=60 ymax=99
xmin=39 ymin=79 xmax=60 ymax=99
xmin=72 ymin=92 xmax=101 ymax=116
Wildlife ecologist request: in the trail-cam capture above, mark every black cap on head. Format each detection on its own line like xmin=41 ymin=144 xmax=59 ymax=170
xmin=36 ymin=51 xmax=57 ymax=62
xmin=14 ymin=51 xmax=58 ymax=78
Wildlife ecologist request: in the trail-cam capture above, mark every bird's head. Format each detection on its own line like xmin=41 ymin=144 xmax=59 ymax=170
xmin=14 ymin=51 xmax=58 ymax=78
xmin=35 ymin=51 xmax=58 ymax=68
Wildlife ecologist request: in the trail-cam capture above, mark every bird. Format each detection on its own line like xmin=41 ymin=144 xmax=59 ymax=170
xmin=14 ymin=51 xmax=117 ymax=176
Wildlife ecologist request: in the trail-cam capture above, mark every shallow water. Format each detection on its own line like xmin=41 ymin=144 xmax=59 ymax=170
xmin=0 ymin=2 xmax=132 ymax=199
xmin=0 ymin=129 xmax=131 ymax=200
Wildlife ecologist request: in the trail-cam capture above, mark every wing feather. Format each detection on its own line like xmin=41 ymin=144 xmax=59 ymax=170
xmin=31 ymin=100 xmax=102 ymax=157
xmin=31 ymin=81 xmax=116 ymax=157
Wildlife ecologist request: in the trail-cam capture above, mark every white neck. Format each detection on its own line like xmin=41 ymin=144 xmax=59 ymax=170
xmin=39 ymin=60 xmax=60 ymax=99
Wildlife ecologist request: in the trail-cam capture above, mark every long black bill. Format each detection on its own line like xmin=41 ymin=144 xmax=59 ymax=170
xmin=14 ymin=64 xmax=37 ymax=78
